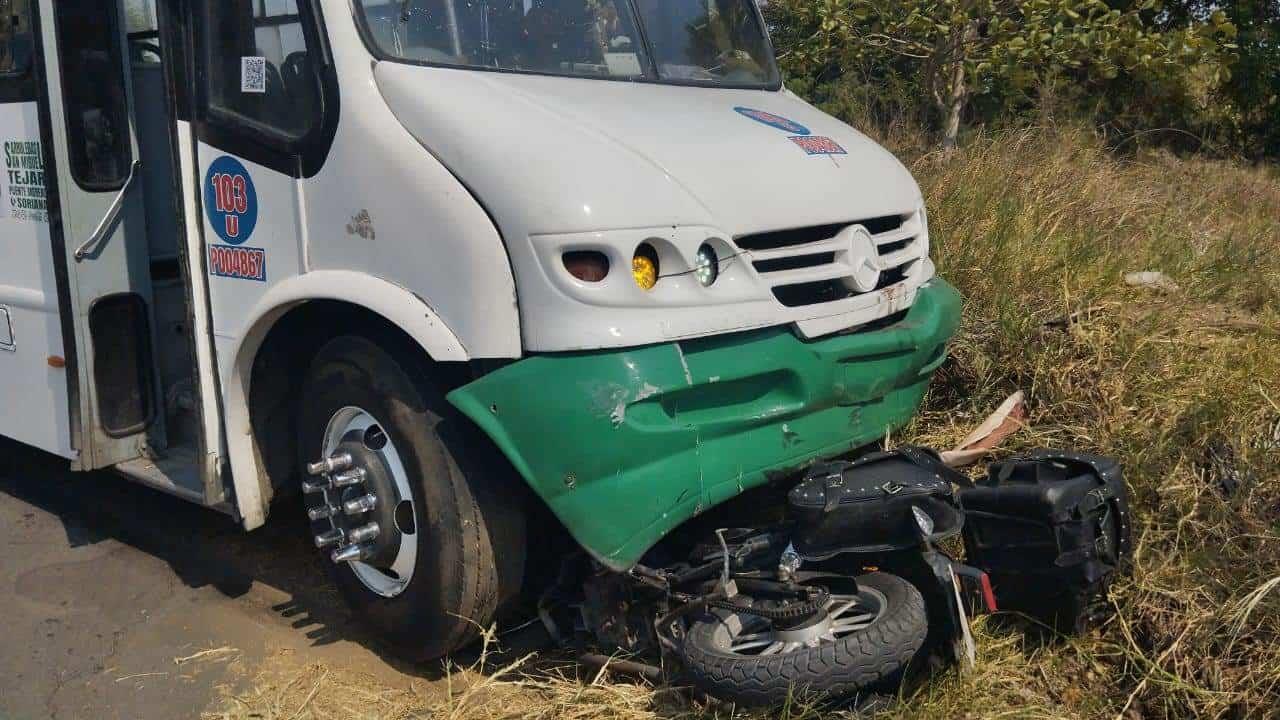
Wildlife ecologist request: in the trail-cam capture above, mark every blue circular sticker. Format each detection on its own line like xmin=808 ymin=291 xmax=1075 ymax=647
xmin=734 ymin=107 xmax=811 ymax=136
xmin=204 ymin=156 xmax=258 ymax=246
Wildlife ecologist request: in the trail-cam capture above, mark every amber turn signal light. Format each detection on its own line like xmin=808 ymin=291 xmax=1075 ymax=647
xmin=632 ymin=243 xmax=659 ymax=291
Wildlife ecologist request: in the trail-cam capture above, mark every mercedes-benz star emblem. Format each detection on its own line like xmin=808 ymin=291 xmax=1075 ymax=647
xmin=840 ymin=225 xmax=881 ymax=293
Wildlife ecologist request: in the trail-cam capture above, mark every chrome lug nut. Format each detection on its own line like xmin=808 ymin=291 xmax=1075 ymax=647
xmin=343 ymin=493 xmax=378 ymax=516
xmin=308 ymin=504 xmax=339 ymax=521
xmin=301 ymin=478 xmax=331 ymax=494
xmin=332 ymin=468 xmax=367 ymax=488
xmin=307 ymin=452 xmax=354 ymax=477
xmin=314 ymin=528 xmax=344 ymax=548
xmin=331 ymin=543 xmax=374 ymax=564
xmin=307 ymin=452 xmax=353 ymax=476
xmin=347 ymin=522 xmax=380 ymax=544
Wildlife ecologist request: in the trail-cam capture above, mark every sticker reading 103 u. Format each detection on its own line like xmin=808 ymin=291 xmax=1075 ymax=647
xmin=204 ymin=155 xmax=258 ymax=246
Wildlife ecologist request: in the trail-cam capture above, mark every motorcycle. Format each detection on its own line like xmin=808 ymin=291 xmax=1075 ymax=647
xmin=555 ymin=447 xmax=1131 ymax=706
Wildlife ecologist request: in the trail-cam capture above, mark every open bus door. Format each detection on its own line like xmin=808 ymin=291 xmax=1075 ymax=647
xmin=31 ymin=0 xmax=159 ymax=470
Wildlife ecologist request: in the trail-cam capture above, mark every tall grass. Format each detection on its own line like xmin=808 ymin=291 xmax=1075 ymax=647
xmin=209 ymin=128 xmax=1280 ymax=719
xmin=899 ymin=126 xmax=1280 ymax=719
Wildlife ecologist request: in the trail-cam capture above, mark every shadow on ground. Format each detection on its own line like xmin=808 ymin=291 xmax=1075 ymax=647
xmin=0 ymin=438 xmax=548 ymax=684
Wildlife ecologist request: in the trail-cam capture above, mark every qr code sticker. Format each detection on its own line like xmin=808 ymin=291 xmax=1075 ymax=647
xmin=241 ymin=56 xmax=267 ymax=94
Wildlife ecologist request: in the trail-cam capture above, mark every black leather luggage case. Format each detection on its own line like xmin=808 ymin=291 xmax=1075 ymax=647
xmin=959 ymin=450 xmax=1133 ymax=632
xmin=788 ymin=447 xmax=965 ymax=559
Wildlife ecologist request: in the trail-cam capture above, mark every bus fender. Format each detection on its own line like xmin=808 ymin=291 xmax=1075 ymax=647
xmin=222 ymin=270 xmax=471 ymax=530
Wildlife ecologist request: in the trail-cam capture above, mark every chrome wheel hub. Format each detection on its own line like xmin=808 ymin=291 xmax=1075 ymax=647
xmin=718 ymin=587 xmax=887 ymax=657
xmin=305 ymin=407 xmax=417 ymax=598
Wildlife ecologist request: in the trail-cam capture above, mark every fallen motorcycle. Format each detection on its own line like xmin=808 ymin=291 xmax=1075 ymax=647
xmin=553 ymin=446 xmax=1132 ymax=706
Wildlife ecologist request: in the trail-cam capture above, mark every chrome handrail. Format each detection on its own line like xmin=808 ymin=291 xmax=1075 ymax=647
xmin=73 ymin=160 xmax=142 ymax=262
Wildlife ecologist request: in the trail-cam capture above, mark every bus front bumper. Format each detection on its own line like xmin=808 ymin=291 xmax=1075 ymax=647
xmin=447 ymin=279 xmax=963 ymax=570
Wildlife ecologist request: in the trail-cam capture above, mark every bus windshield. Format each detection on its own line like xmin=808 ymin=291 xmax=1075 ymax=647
xmin=354 ymin=0 xmax=779 ymax=88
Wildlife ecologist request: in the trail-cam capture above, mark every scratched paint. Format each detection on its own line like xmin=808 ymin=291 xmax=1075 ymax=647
xmin=448 ymin=280 xmax=962 ymax=569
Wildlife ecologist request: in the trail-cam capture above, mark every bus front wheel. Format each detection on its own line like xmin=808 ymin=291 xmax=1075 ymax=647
xmin=297 ymin=333 xmax=524 ymax=660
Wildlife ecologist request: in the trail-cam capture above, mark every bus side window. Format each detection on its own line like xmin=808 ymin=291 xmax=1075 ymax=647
xmin=202 ymin=0 xmax=322 ymax=142
xmin=0 ymin=0 xmax=32 ymax=78
xmin=53 ymin=0 xmax=134 ymax=191
xmin=0 ymin=0 xmax=34 ymax=105
xmin=125 ymin=0 xmax=163 ymax=65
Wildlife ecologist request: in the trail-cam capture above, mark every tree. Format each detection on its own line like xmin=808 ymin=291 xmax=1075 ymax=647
xmin=767 ymin=0 xmax=1236 ymax=151
xmin=1152 ymin=0 xmax=1279 ymax=158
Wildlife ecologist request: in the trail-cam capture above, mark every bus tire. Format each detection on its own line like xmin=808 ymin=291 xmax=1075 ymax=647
xmin=297 ymin=333 xmax=524 ymax=661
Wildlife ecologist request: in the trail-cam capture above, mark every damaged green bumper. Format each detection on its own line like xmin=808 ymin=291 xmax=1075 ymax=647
xmin=448 ymin=279 xmax=962 ymax=570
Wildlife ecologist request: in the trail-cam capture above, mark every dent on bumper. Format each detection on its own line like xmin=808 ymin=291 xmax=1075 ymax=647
xmin=447 ymin=279 xmax=963 ymax=570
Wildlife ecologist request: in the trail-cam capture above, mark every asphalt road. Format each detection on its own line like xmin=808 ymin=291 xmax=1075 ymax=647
xmin=0 ymin=439 xmax=452 ymax=720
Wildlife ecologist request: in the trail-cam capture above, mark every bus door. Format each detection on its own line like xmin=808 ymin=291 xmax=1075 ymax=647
xmin=0 ymin=0 xmax=74 ymax=458
xmin=34 ymin=0 xmax=158 ymax=469
xmin=186 ymin=0 xmax=332 ymax=362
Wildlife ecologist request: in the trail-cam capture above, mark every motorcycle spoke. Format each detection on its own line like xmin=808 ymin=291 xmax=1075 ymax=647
xmin=827 ymin=597 xmax=860 ymax=619
xmin=831 ymin=614 xmax=877 ymax=632
xmin=730 ymin=639 xmax=774 ymax=653
xmin=758 ymin=641 xmax=786 ymax=655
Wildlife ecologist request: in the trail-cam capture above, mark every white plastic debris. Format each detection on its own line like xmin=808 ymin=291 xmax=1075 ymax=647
xmin=939 ymin=391 xmax=1027 ymax=468
xmin=1124 ymin=271 xmax=1180 ymax=292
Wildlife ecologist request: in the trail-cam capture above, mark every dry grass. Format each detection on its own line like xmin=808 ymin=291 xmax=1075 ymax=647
xmin=901 ymin=127 xmax=1280 ymax=719
xmin=209 ymin=128 xmax=1280 ymax=720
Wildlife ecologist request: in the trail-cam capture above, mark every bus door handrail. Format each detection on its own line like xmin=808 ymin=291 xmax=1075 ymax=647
xmin=74 ymin=160 xmax=142 ymax=262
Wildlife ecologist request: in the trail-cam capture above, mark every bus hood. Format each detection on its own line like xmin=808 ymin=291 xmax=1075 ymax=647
xmin=375 ymin=63 xmax=933 ymax=352
xmin=374 ymin=64 xmax=923 ymax=238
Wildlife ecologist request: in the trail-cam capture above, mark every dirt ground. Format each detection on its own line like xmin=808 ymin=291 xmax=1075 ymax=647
xmin=0 ymin=439 xmax=490 ymax=720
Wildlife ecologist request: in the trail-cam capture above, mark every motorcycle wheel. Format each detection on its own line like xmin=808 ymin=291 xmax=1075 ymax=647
xmin=679 ymin=572 xmax=927 ymax=707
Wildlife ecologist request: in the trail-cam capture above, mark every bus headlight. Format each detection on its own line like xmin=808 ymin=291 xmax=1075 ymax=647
xmin=694 ymin=244 xmax=719 ymax=287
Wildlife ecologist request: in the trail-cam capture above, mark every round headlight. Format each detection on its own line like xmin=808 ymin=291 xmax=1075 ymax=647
xmin=632 ymin=243 xmax=659 ymax=291
xmin=694 ymin=244 xmax=719 ymax=287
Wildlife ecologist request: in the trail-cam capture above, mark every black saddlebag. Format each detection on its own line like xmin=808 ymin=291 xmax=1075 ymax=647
xmin=959 ymin=450 xmax=1133 ymax=633
xmin=788 ymin=447 xmax=965 ymax=560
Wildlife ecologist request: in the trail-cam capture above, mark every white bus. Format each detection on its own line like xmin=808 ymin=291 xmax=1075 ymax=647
xmin=0 ymin=0 xmax=958 ymax=674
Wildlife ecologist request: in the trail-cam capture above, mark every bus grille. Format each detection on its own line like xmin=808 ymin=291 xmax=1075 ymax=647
xmin=736 ymin=213 xmax=925 ymax=309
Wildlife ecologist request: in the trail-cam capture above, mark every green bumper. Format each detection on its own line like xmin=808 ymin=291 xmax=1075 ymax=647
xmin=448 ymin=279 xmax=963 ymax=570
